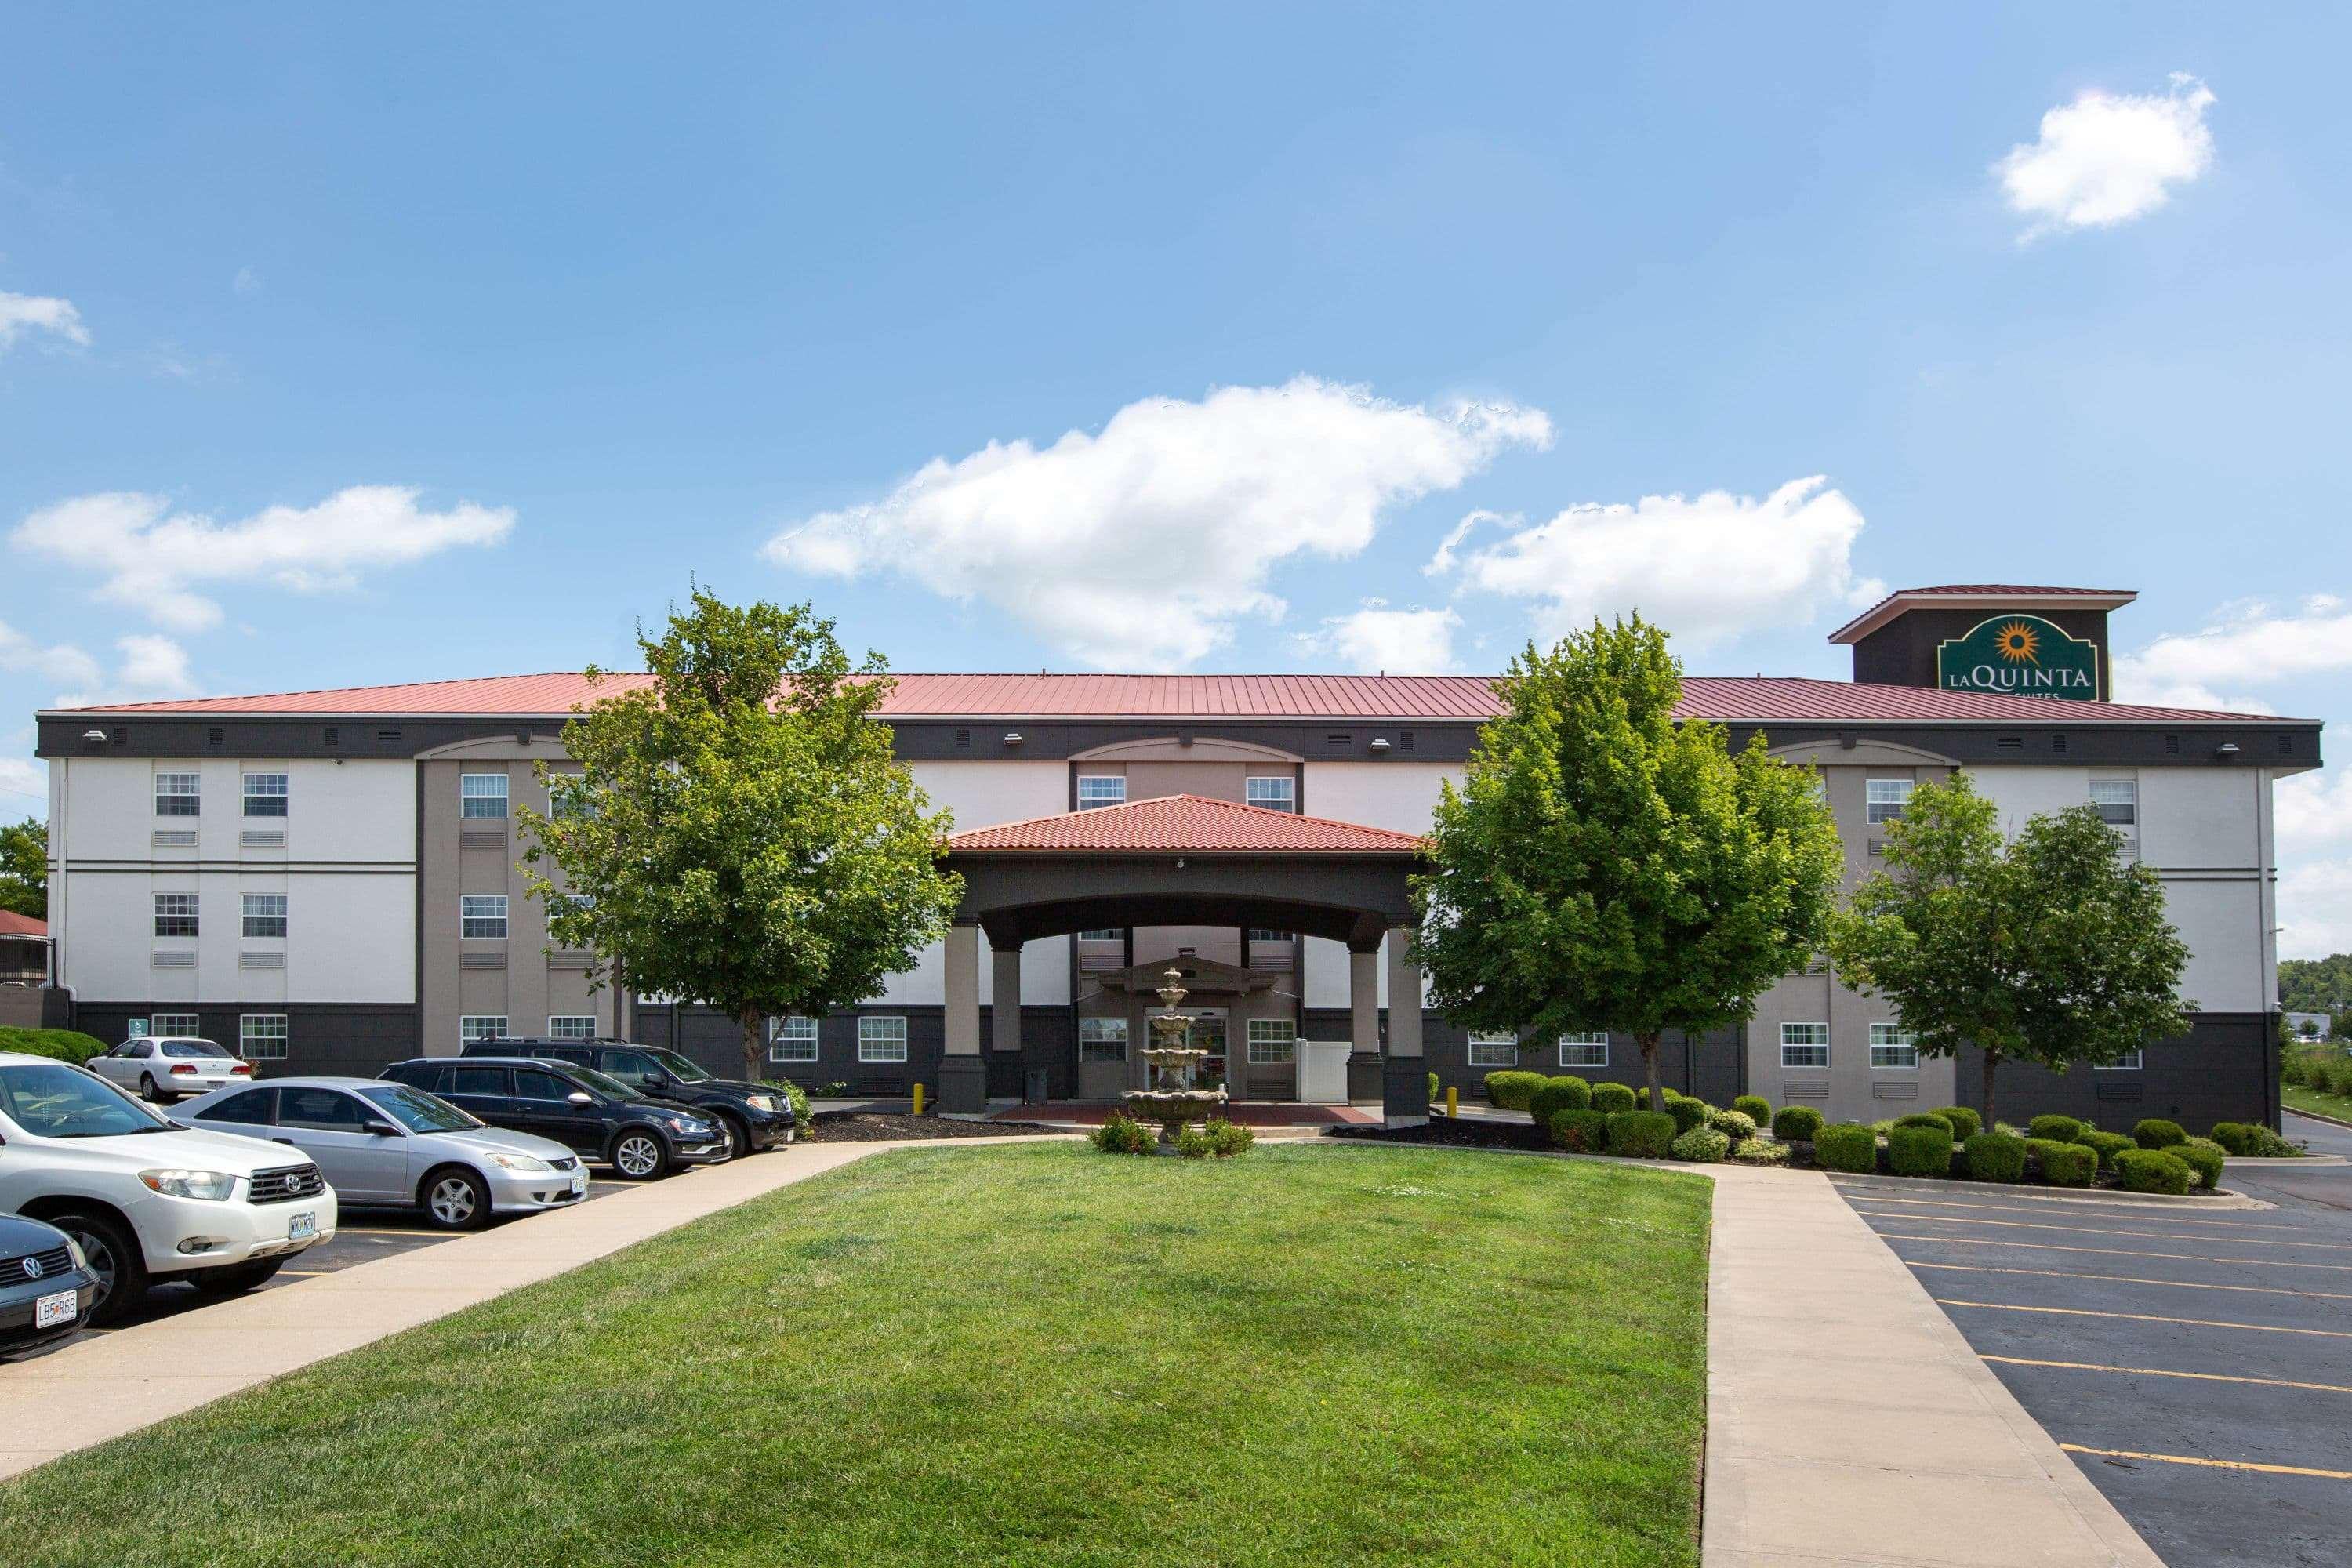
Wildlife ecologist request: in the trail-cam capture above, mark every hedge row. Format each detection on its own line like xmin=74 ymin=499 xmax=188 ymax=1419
xmin=0 ymin=1027 xmax=108 ymax=1065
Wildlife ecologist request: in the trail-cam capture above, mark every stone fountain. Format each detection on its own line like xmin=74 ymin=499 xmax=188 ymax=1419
xmin=1123 ymin=967 xmax=1229 ymax=1150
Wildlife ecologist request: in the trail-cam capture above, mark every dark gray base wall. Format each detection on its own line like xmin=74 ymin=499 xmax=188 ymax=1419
xmin=1955 ymin=1012 xmax=2281 ymax=1134
xmin=1406 ymin=1015 xmax=1746 ymax=1105
xmin=65 ymin=1002 xmax=421 ymax=1080
xmin=629 ymin=1003 xmax=1079 ymax=1100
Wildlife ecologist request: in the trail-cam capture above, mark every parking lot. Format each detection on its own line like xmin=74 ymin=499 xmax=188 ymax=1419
xmin=1839 ymin=1117 xmax=2352 ymax=1568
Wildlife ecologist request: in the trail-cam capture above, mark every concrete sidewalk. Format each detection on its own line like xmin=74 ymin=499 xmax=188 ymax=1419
xmin=1703 ymin=1163 xmax=2164 ymax=1567
xmin=0 ymin=1135 xmax=1060 ymax=1479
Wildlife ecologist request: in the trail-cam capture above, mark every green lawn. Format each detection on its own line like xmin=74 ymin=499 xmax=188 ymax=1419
xmin=0 ymin=1142 xmax=1712 ymax=1567
xmin=2283 ymin=1082 xmax=2352 ymax=1123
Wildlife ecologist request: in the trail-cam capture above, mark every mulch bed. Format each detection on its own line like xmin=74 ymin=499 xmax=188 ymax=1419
xmin=1323 ymin=1116 xmax=1551 ymax=1151
xmin=808 ymin=1111 xmax=1060 ymax=1142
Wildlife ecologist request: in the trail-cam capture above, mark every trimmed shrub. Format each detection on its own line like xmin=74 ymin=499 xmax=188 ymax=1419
xmin=1708 ymin=1108 xmax=1758 ymax=1141
xmin=1772 ymin=1105 xmax=1825 ymax=1143
xmin=1604 ymin=1109 xmax=1677 ymax=1159
xmin=2172 ymin=1136 xmax=2224 ymax=1191
xmin=2027 ymin=1114 xmax=2086 ymax=1143
xmin=2132 ymin=1118 xmax=2187 ymax=1150
xmin=1930 ymin=1106 xmax=1983 ymax=1142
xmin=1548 ymin=1107 xmax=1610 ymax=1152
xmin=1730 ymin=1137 xmax=1791 ymax=1166
xmin=0 ymin=1027 xmax=109 ymax=1065
xmin=1669 ymin=1126 xmax=1731 ymax=1162
xmin=1664 ymin=1097 xmax=1711 ymax=1135
xmin=1527 ymin=1076 xmax=1593 ymax=1127
xmin=1175 ymin=1124 xmax=1214 ymax=1158
xmin=2325 ymin=1059 xmax=2352 ymax=1099
xmin=1733 ymin=1094 xmax=1773 ymax=1125
xmin=1590 ymin=1082 xmax=1639 ymax=1115
xmin=2028 ymin=1138 xmax=2096 ymax=1188
xmin=1813 ymin=1123 xmax=1879 ymax=1174
xmin=1203 ymin=1118 xmax=1252 ymax=1157
xmin=1483 ymin=1070 xmax=1547 ymax=1111
xmin=1089 ymin=1112 xmax=1155 ymax=1155
xmin=1428 ymin=1071 xmax=1440 ymax=1103
xmin=2076 ymin=1130 xmax=2136 ymax=1171
xmin=2116 ymin=1148 xmax=2194 ymax=1196
xmin=1888 ymin=1122 xmax=1956 ymax=1178
xmin=1962 ymin=1131 xmax=2028 ymax=1184
xmin=1894 ymin=1112 xmax=1955 ymax=1134
xmin=2209 ymin=1121 xmax=2296 ymax=1158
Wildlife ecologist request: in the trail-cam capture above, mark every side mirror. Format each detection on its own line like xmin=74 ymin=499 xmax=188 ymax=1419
xmin=566 ymin=1091 xmax=595 ymax=1106
xmin=364 ymin=1120 xmax=403 ymax=1138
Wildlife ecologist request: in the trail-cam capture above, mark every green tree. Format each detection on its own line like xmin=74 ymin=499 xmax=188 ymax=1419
xmin=0 ymin=817 xmax=45 ymax=920
xmin=519 ymin=590 xmax=964 ymax=1079
xmin=1828 ymin=774 xmax=2194 ymax=1132
xmin=1411 ymin=618 xmax=1845 ymax=1111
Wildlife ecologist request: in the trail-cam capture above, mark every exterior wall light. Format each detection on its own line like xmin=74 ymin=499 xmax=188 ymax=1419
xmin=2216 ymin=741 xmax=2241 ymax=757
xmin=1369 ymin=737 xmax=1392 ymax=752
xmin=1002 ymin=731 xmax=1023 ymax=747
xmin=82 ymin=728 xmax=107 ymax=742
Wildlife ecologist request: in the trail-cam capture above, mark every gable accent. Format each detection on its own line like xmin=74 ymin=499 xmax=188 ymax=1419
xmin=1068 ymin=735 xmax=1304 ymax=764
xmin=1766 ymin=738 xmax=1961 ymax=769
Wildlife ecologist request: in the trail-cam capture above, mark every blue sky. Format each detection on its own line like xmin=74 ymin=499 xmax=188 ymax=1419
xmin=3 ymin=5 xmax=2347 ymax=949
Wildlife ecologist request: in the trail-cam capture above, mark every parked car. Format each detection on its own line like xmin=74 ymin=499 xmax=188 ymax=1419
xmin=88 ymin=1036 xmax=254 ymax=1102
xmin=178 ymin=1077 xmax=588 ymax=1231
xmin=378 ymin=1057 xmax=726 ymax=1180
xmin=0 ymin=1051 xmax=336 ymax=1323
xmin=461 ymin=1038 xmax=796 ymax=1157
xmin=0 ymin=1213 xmax=100 ymax=1357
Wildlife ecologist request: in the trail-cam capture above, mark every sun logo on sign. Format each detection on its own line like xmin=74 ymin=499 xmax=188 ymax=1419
xmin=1994 ymin=621 xmax=2041 ymax=663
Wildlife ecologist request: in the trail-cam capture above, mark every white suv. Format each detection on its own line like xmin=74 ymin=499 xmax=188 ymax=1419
xmin=0 ymin=1051 xmax=339 ymax=1323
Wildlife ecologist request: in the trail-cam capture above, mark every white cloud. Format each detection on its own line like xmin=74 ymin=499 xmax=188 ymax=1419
xmin=0 ymin=619 xmax=103 ymax=691
xmin=762 ymin=376 xmax=1552 ymax=668
xmin=2114 ymin=595 xmax=2352 ymax=711
xmin=1305 ymin=601 xmax=1462 ymax=674
xmin=0 ymin=757 xmax=42 ymax=804
xmin=1998 ymin=74 xmax=2216 ymax=237
xmin=12 ymin=485 xmax=516 ymax=631
xmin=44 ymin=634 xmax=200 ymax=709
xmin=2280 ymin=859 xmax=2352 ymax=962
xmin=1431 ymin=475 xmax=1882 ymax=652
xmin=0 ymin=290 xmax=89 ymax=350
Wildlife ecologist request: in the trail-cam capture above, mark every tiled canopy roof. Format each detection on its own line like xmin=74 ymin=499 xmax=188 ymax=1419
xmin=0 ymin=910 xmax=47 ymax=938
xmin=945 ymin=795 xmax=1428 ymax=856
xmin=49 ymin=670 xmax=2296 ymax=726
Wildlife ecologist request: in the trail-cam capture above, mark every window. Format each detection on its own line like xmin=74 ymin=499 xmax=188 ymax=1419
xmin=1865 ymin=779 xmax=1914 ymax=826
xmin=1557 ymin=1032 xmax=1609 ymax=1069
xmin=1246 ymin=1018 xmax=1296 ymax=1064
xmin=194 ymin=1087 xmax=276 ymax=1127
xmin=1247 ymin=928 xmax=1293 ymax=943
xmin=1079 ymin=1018 xmax=1129 ymax=1062
xmin=1467 ymin=1032 xmax=1518 ymax=1068
xmin=1868 ymin=1023 xmax=1918 ymax=1070
xmin=1078 ymin=928 xmax=1124 ymax=942
xmin=548 ymin=1016 xmax=598 ymax=1040
xmin=241 ymin=893 xmax=288 ymax=938
xmin=2090 ymin=780 xmax=2137 ymax=828
xmin=549 ymin=775 xmax=597 ymax=819
xmin=1245 ymin=775 xmax=1296 ymax=812
xmin=280 ymin=1087 xmax=369 ymax=1130
xmin=239 ymin=1014 xmax=289 ymax=1060
xmin=770 ymin=1016 xmax=819 ymax=1063
xmin=858 ymin=1016 xmax=908 ymax=1062
xmin=448 ymin=1064 xmax=508 ymax=1096
xmin=1076 ymin=775 xmax=1127 ymax=809
xmin=154 ymin=772 xmax=201 ymax=816
xmin=547 ymin=891 xmax=594 ymax=924
xmin=514 ymin=1068 xmax=579 ymax=1103
xmin=460 ymin=772 xmax=509 ymax=818
xmin=154 ymin=893 xmax=199 ymax=937
xmin=241 ymin=772 xmax=289 ymax=818
xmin=2096 ymin=1048 xmax=2144 ymax=1071
xmin=151 ymin=1013 xmax=199 ymax=1038
xmin=459 ymin=894 xmax=509 ymax=939
xmin=1780 ymin=1022 xmax=1830 ymax=1069
xmin=459 ymin=1015 xmax=509 ymax=1047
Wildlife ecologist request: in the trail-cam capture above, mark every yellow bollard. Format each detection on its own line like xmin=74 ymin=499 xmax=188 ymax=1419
xmin=1446 ymin=1085 xmax=1459 ymax=1120
xmin=912 ymin=1083 xmax=925 ymax=1117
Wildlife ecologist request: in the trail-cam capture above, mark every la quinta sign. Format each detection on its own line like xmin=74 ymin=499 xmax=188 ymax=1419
xmin=1936 ymin=615 xmax=2099 ymax=701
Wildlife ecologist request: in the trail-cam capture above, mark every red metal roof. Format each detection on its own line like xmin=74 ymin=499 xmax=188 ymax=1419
xmin=945 ymin=794 xmax=1428 ymax=855
xmin=0 ymin=911 xmax=47 ymax=938
xmin=46 ymin=670 xmax=2298 ymax=726
xmin=1828 ymin=584 xmax=2137 ymax=644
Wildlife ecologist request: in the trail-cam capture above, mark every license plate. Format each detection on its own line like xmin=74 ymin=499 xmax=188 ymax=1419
xmin=34 ymin=1289 xmax=76 ymax=1328
xmin=288 ymin=1211 xmax=318 ymax=1242
xmin=569 ymin=1169 xmax=586 ymax=1196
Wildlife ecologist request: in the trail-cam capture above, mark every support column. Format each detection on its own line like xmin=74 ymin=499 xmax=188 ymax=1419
xmin=1348 ymin=946 xmax=1380 ymax=1058
xmin=991 ymin=942 xmax=1023 ymax=1058
xmin=940 ymin=921 xmax=987 ymax=1114
xmin=1381 ymin=928 xmax=1428 ymax=1126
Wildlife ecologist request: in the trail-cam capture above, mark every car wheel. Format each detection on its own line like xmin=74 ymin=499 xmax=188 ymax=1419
xmin=138 ymin=1073 xmax=162 ymax=1103
xmin=611 ymin=1128 xmax=669 ymax=1180
xmin=51 ymin=1210 xmax=147 ymax=1326
xmin=422 ymin=1167 xmax=492 ymax=1231
xmin=187 ymin=1258 xmax=285 ymax=1296
xmin=716 ymin=1114 xmax=750 ymax=1160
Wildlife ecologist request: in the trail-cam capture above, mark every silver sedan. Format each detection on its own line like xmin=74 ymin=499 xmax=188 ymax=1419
xmin=176 ymin=1076 xmax=589 ymax=1230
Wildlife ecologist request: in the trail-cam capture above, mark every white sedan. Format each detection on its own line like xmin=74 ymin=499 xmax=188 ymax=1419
xmin=88 ymin=1037 xmax=255 ymax=1102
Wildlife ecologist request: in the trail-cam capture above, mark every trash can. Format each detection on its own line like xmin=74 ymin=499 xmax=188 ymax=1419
xmin=1025 ymin=1066 xmax=1051 ymax=1105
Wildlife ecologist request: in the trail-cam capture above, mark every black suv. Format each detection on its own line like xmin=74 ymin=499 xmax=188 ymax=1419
xmin=378 ymin=1057 xmax=727 ymax=1180
xmin=460 ymin=1038 xmax=797 ymax=1159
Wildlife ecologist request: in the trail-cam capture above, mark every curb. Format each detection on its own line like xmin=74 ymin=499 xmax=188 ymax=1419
xmin=2284 ymin=1103 xmax=2352 ymax=1131
xmin=1827 ymin=1169 xmax=2274 ymax=1210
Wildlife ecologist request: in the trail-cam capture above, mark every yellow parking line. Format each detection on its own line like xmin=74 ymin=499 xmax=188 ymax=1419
xmin=1846 ymin=1192 xmax=2310 ymax=1231
xmin=1851 ymin=1210 xmax=2352 ymax=1251
xmin=2060 ymin=1444 xmax=2352 ymax=1482
xmin=1985 ymin=1356 xmax=2352 ymax=1396
xmin=1907 ymin=1261 xmax=2352 ymax=1300
xmin=1936 ymin=1298 xmax=2352 ymax=1338
xmin=1878 ymin=1232 xmax=2352 ymax=1273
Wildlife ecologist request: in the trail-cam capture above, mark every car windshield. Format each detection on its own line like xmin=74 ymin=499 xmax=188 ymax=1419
xmin=359 ymin=1083 xmax=485 ymax=1134
xmin=572 ymin=1065 xmax=644 ymax=1101
xmin=161 ymin=1039 xmax=233 ymax=1059
xmin=0 ymin=1062 xmax=175 ymax=1138
xmin=643 ymin=1047 xmax=711 ymax=1083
